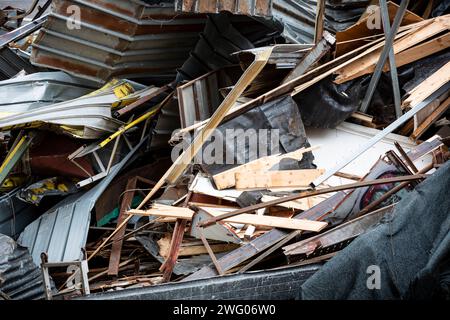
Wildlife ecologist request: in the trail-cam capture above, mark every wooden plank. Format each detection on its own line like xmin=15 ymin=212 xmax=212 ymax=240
xmin=160 ymin=219 xmax=187 ymax=282
xmin=212 ymin=146 xmax=318 ymax=190
xmin=131 ymin=206 xmax=327 ymax=232
xmin=261 ymin=195 xmax=328 ymax=211
xmin=335 ymin=1 xmax=423 ymax=56
xmin=234 ymin=169 xmax=325 ymax=190
xmin=350 ymin=111 xmax=374 ymax=123
xmin=157 ymin=235 xmax=237 ymax=259
xmin=314 ymin=0 xmax=326 ymax=44
xmin=202 ymin=207 xmax=327 ymax=232
xmin=335 ymin=16 xmax=449 ymax=83
xmin=403 ymin=61 xmax=450 ymax=109
xmin=107 ymin=177 xmax=137 ymax=276
xmin=411 ymin=95 xmax=450 ymax=140
xmin=199 ymin=174 xmax=428 ymax=228
xmin=199 ymin=229 xmax=225 ymax=275
xmin=385 ymin=32 xmax=450 ymax=72
xmin=129 ymin=205 xmax=194 ymax=220
xmin=136 ymin=48 xmax=273 ymax=209
xmin=244 ymin=208 xmax=265 ymax=240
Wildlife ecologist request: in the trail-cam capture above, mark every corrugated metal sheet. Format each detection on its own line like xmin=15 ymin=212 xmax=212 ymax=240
xmin=18 ymin=137 xmax=147 ymax=265
xmin=177 ymin=66 xmax=241 ymax=128
xmin=0 ymin=234 xmax=49 ymax=300
xmin=176 ymin=13 xmax=255 ymax=82
xmin=31 ymin=0 xmax=207 ymax=83
xmin=175 ymin=0 xmax=273 ymax=17
xmin=270 ymin=0 xmax=371 ymax=44
xmin=0 ymin=79 xmax=147 ymax=139
xmin=0 ymin=71 xmax=98 ymax=118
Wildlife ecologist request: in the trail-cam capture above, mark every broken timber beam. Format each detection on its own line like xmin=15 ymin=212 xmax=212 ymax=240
xmin=314 ymin=0 xmax=326 ymax=44
xmin=184 ymin=139 xmax=442 ymax=280
xmin=136 ymin=47 xmax=273 ymax=209
xmin=130 ymin=207 xmax=328 ymax=232
xmin=234 ymin=169 xmax=325 ymax=190
xmin=212 ymin=146 xmax=318 ymax=190
xmin=183 ymin=191 xmax=349 ymax=281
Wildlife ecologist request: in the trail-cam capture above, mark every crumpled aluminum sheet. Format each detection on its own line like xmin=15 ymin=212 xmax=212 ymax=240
xmin=0 ymin=233 xmax=51 ymax=300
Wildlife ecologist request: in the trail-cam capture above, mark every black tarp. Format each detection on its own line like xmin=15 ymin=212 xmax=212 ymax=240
xmin=199 ymin=95 xmax=315 ymax=176
xmin=299 ymin=160 xmax=450 ymax=300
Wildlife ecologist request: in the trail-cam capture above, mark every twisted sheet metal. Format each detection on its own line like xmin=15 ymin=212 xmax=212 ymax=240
xmin=0 ymin=234 xmax=49 ymax=300
xmin=18 ymin=137 xmax=147 ymax=265
xmin=31 ymin=0 xmax=207 ymax=83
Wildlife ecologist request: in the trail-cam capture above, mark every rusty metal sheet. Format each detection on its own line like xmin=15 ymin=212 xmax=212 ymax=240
xmin=175 ymin=0 xmax=273 ymax=17
xmin=31 ymin=0 xmax=207 ymax=83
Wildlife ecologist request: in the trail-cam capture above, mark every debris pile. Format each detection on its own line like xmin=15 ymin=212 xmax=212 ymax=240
xmin=0 ymin=0 xmax=449 ymax=300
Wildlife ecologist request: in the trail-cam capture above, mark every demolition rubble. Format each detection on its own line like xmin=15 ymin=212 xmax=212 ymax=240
xmin=0 ymin=0 xmax=449 ymax=300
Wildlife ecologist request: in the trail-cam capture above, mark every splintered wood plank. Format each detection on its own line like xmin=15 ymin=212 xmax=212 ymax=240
xmin=385 ymin=32 xmax=450 ymax=72
xmin=235 ymin=169 xmax=325 ymax=190
xmin=335 ymin=16 xmax=449 ymax=83
xmin=136 ymin=47 xmax=273 ymax=209
xmin=212 ymin=146 xmax=318 ymax=190
xmin=223 ymin=214 xmax=327 ymax=232
xmin=261 ymin=195 xmax=327 ymax=211
xmin=411 ymin=95 xmax=450 ymax=140
xmin=128 ymin=205 xmax=195 ymax=220
xmin=201 ymin=206 xmax=327 ymax=232
xmin=335 ymin=1 xmax=423 ymax=56
xmin=402 ymin=61 xmax=450 ymax=109
xmin=157 ymin=235 xmax=238 ymax=259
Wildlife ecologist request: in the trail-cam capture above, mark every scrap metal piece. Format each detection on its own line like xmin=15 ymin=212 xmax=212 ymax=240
xmin=40 ymin=252 xmax=90 ymax=300
xmin=0 ymin=71 xmax=99 ymax=118
xmin=18 ymin=137 xmax=147 ymax=265
xmin=359 ymin=0 xmax=409 ymax=114
xmin=0 ymin=233 xmax=51 ymax=300
xmin=0 ymin=132 xmax=35 ymax=187
xmin=0 ymin=79 xmax=146 ymax=139
xmin=0 ymin=188 xmax=38 ymax=238
xmin=0 ymin=15 xmax=47 ymax=48
xmin=379 ymin=0 xmax=402 ymax=119
xmin=190 ymin=209 xmax=242 ymax=244
xmin=137 ymin=47 xmax=273 ymax=209
xmin=17 ymin=177 xmax=78 ymax=205
xmin=30 ymin=0 xmax=207 ymax=83
xmin=283 ymin=205 xmax=396 ymax=257
xmin=312 ymin=82 xmax=450 ymax=187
